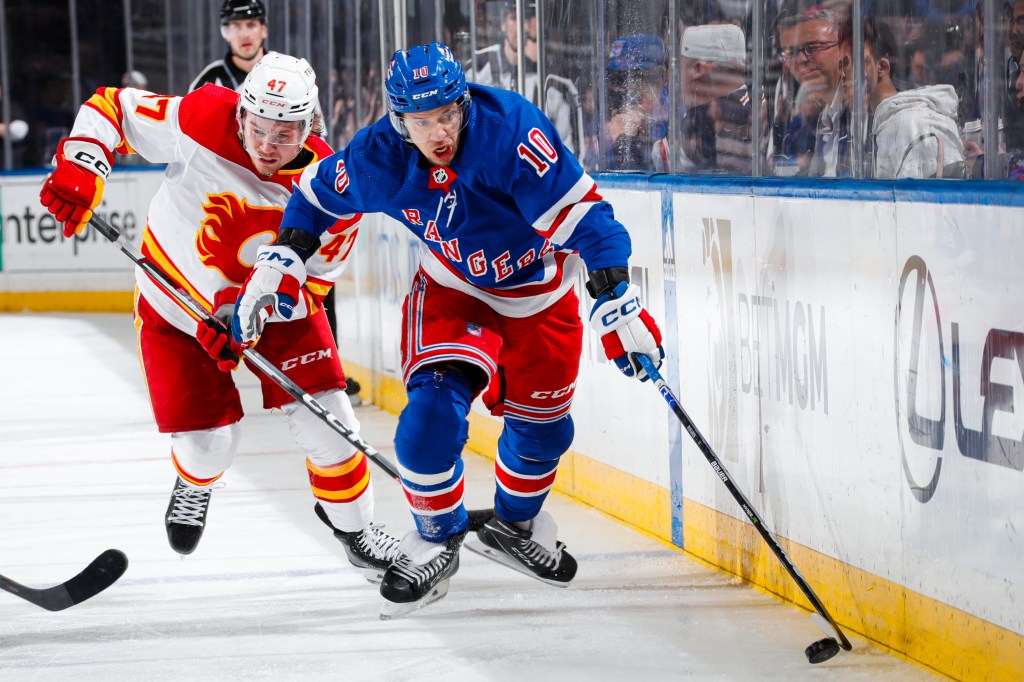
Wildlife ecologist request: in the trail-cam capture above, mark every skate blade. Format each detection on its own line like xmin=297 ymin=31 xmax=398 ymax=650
xmin=358 ymin=567 xmax=385 ymax=585
xmin=463 ymin=536 xmax=571 ymax=588
xmin=379 ymin=579 xmax=451 ymax=620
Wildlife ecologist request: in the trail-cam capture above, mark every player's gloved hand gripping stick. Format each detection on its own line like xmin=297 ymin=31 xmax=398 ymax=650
xmin=632 ymin=352 xmax=852 ymax=664
xmin=587 ymin=267 xmax=664 ymax=381
xmin=86 ymin=214 xmax=494 ymax=531
xmin=38 ymin=137 xmax=113 ymax=238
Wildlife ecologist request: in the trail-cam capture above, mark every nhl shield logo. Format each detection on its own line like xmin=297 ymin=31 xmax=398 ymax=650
xmin=427 ymin=165 xmax=458 ymax=193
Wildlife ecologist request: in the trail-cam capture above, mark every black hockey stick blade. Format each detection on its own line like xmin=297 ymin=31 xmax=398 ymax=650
xmin=634 ymin=354 xmax=853 ymax=653
xmin=0 ymin=549 xmax=128 ymax=611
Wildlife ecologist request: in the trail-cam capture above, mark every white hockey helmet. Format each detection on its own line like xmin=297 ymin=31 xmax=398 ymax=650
xmin=238 ymin=52 xmax=318 ymax=143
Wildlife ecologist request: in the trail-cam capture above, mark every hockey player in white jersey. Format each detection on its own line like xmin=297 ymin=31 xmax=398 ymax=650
xmin=38 ymin=52 xmax=406 ymax=580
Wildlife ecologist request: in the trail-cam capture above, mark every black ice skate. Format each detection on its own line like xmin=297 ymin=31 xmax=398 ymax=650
xmin=378 ymin=530 xmax=466 ymax=620
xmin=467 ymin=511 xmax=577 ymax=587
xmin=313 ymin=502 xmax=406 ymax=584
xmin=164 ymin=477 xmax=216 ymax=555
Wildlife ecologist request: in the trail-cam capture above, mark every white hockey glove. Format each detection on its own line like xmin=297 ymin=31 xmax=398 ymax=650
xmin=588 ymin=278 xmax=664 ymax=382
xmin=231 ymin=245 xmax=307 ymax=346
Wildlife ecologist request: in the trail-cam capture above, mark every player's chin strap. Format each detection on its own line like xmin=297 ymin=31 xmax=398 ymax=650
xmin=85 ymin=214 xmax=496 ymax=530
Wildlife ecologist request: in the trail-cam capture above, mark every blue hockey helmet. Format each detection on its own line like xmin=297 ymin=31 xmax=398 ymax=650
xmin=384 ymin=42 xmax=471 ymax=140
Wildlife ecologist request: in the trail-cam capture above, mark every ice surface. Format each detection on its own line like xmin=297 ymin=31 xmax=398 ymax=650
xmin=0 ymin=313 xmax=936 ymax=681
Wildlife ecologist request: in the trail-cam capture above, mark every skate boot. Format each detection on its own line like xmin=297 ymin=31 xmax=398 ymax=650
xmin=313 ymin=502 xmax=406 ymax=584
xmin=379 ymin=530 xmax=466 ymax=620
xmin=164 ymin=477 xmax=216 ymax=555
xmin=466 ymin=507 xmax=494 ymax=531
xmin=467 ymin=510 xmax=577 ymax=587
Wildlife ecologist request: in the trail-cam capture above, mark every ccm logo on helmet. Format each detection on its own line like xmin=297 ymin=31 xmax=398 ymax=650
xmin=412 ymin=89 xmax=440 ymax=100
xmin=600 ymin=296 xmax=640 ymax=327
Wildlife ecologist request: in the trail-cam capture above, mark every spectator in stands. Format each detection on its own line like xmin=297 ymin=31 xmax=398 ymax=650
xmin=783 ymin=81 xmax=828 ymax=175
xmin=190 ymin=0 xmax=267 ymax=92
xmin=906 ymin=43 xmax=933 ymax=89
xmin=469 ymin=1 xmax=579 ymax=153
xmin=1003 ymin=0 xmax=1024 ymax=175
xmin=768 ymin=6 xmax=839 ymax=174
xmin=652 ymin=24 xmax=752 ymax=174
xmin=801 ymin=7 xmax=858 ymax=177
xmin=1011 ymin=57 xmax=1024 ymax=178
xmin=605 ymin=34 xmax=667 ymax=171
xmin=121 ymin=70 xmax=148 ymax=90
xmin=865 ymin=17 xmax=965 ymax=178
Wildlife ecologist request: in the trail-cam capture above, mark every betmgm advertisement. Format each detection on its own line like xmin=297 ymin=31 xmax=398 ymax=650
xmin=675 ymin=189 xmax=1022 ymax=635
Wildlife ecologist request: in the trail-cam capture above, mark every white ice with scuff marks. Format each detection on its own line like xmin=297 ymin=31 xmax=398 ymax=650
xmin=0 ymin=313 xmax=937 ymax=681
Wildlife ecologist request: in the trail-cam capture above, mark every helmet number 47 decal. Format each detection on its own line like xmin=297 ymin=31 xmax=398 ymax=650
xmin=517 ymin=128 xmax=558 ymax=177
xmin=266 ymin=79 xmax=287 ymax=92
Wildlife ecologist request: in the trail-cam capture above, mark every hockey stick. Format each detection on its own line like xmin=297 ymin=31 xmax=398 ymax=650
xmin=1 ymin=549 xmax=128 ymax=611
xmin=634 ymin=353 xmax=852 ymax=663
xmin=87 ymin=215 xmax=493 ymax=530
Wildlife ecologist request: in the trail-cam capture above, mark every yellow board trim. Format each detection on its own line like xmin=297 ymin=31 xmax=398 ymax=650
xmin=343 ymin=358 xmax=1024 ymax=682
xmin=0 ymin=291 xmax=133 ymax=312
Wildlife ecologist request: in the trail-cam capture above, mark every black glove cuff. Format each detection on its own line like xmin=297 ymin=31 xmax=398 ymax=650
xmin=585 ymin=266 xmax=630 ymax=299
xmin=277 ymin=228 xmax=319 ymax=262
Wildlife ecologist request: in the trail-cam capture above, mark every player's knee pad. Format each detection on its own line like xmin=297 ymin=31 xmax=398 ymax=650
xmin=499 ymin=415 xmax=575 ymax=464
xmin=282 ymin=389 xmax=360 ymax=467
xmin=395 ymin=364 xmax=475 ymax=473
xmin=171 ymin=422 xmax=241 ymax=483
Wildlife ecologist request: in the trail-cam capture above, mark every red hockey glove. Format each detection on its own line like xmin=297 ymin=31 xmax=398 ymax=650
xmin=197 ymin=288 xmax=243 ymax=371
xmin=197 ymin=320 xmax=244 ymax=372
xmin=39 ymin=137 xmax=113 ymax=237
xmin=231 ymin=245 xmax=306 ymax=347
xmin=589 ymin=281 xmax=665 ymax=382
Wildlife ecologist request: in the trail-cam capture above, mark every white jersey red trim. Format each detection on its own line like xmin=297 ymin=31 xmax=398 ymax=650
xmin=70 ymin=84 xmax=360 ymax=334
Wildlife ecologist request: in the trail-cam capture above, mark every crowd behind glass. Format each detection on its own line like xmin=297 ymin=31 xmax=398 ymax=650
xmin=2 ymin=0 xmax=1021 ymax=180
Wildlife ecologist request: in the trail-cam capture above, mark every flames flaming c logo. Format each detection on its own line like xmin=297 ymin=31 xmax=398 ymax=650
xmin=196 ymin=193 xmax=284 ymax=284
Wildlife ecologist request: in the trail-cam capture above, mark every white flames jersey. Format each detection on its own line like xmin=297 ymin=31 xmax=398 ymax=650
xmin=70 ymin=84 xmax=359 ymax=334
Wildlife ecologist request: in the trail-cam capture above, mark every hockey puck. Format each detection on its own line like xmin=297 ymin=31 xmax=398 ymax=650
xmin=805 ymin=637 xmax=841 ymax=664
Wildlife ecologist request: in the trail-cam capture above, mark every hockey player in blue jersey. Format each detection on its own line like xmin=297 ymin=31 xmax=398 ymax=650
xmin=231 ymin=42 xmax=665 ymax=618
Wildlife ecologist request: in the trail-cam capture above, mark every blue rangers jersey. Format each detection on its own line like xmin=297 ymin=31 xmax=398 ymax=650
xmin=285 ymin=84 xmax=632 ymax=317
